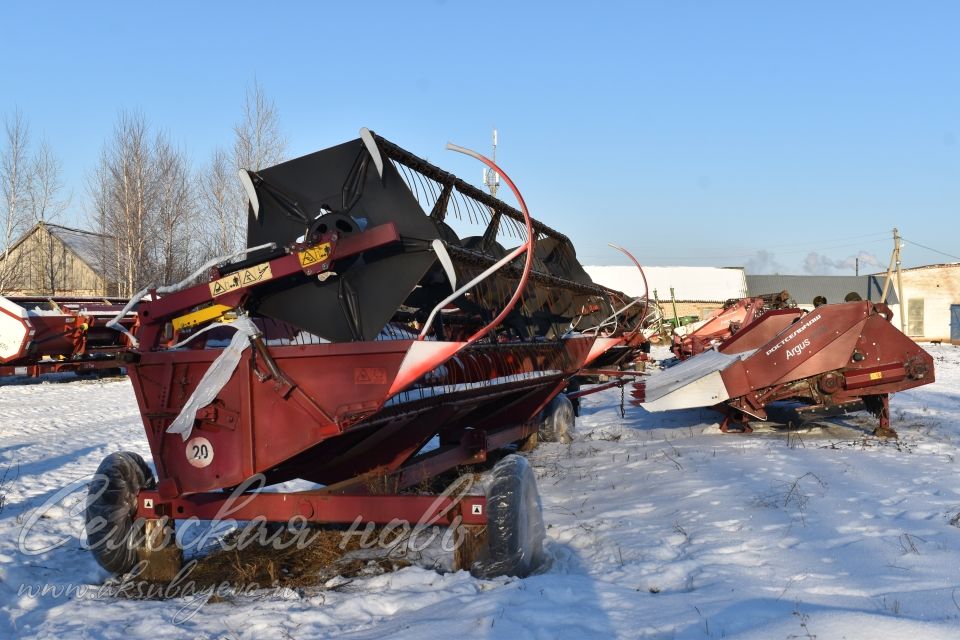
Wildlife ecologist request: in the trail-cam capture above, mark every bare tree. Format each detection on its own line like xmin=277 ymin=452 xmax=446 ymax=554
xmin=233 ymin=79 xmax=288 ymax=174
xmin=150 ymin=135 xmax=195 ymax=285
xmin=199 ymin=80 xmax=287 ymax=256
xmin=27 ymin=140 xmax=71 ymax=294
xmin=197 ymin=147 xmax=241 ymax=259
xmin=88 ymin=111 xmax=199 ymax=296
xmin=89 ymin=156 xmax=121 ymax=295
xmin=110 ymin=111 xmax=153 ymax=297
xmin=0 ymin=110 xmax=31 ymax=292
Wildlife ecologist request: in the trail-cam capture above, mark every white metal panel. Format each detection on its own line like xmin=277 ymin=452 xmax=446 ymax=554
xmin=585 ymin=265 xmax=748 ymax=302
xmin=0 ymin=296 xmax=30 ymax=362
xmin=640 ymin=349 xmax=740 ymax=411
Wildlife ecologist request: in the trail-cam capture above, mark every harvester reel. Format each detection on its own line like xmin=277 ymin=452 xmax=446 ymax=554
xmin=247 ymin=138 xmax=441 ymax=342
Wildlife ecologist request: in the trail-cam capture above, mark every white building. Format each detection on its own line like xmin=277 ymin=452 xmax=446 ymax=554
xmin=891 ymin=263 xmax=960 ymax=342
xmin=585 ymin=265 xmax=748 ymax=320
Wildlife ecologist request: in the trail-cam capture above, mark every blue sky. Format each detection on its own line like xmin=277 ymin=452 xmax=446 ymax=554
xmin=2 ymin=1 xmax=957 ymax=273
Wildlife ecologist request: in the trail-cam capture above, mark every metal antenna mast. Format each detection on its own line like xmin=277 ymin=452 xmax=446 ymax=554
xmin=482 ymin=128 xmax=500 ymax=198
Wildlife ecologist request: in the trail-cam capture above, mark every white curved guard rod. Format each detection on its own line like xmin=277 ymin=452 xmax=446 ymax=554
xmin=417 ymin=244 xmax=526 ymax=340
xmin=608 ymin=242 xmax=650 ymax=336
xmin=359 ymin=127 xmax=385 ymax=179
xmin=417 ymin=141 xmax=535 ymax=344
xmin=431 ymin=238 xmax=458 ymax=292
xmin=585 ymin=296 xmax=643 ymax=336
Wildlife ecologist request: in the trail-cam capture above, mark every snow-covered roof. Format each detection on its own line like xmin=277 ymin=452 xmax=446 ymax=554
xmin=46 ymin=224 xmax=108 ymax=270
xmin=585 ymin=265 xmax=748 ymax=301
xmin=2 ymin=222 xmax=109 ymax=273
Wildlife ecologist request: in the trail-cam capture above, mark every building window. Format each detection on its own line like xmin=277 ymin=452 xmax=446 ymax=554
xmin=907 ymin=298 xmax=924 ymax=337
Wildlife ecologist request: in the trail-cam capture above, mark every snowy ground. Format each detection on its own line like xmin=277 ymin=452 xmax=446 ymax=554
xmin=1 ymin=345 xmax=960 ymax=639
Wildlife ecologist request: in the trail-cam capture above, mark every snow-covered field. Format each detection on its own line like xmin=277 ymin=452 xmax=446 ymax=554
xmin=2 ymin=345 xmax=960 ymax=639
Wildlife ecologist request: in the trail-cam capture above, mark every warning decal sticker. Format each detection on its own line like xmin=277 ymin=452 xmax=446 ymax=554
xmin=354 ymin=367 xmax=388 ymax=385
xmin=209 ymin=263 xmax=273 ymax=297
xmin=297 ymin=242 xmax=332 ymax=269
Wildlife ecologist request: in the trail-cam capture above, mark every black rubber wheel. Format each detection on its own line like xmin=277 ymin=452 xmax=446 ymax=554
xmin=85 ymin=451 xmax=156 ymax=575
xmin=538 ymin=394 xmax=575 ymax=444
xmin=566 ymin=379 xmax=582 ymax=417
xmin=472 ymin=454 xmax=546 ymax=578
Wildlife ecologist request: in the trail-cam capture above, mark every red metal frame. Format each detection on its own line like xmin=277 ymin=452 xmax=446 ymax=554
xmin=134 ymin=223 xmax=401 ymax=348
xmin=129 ymin=334 xmax=597 ymax=499
xmin=0 ymin=358 xmax=124 ymax=378
xmin=718 ymin=308 xmax=804 ymax=355
xmin=137 ymin=490 xmax=487 ymax=526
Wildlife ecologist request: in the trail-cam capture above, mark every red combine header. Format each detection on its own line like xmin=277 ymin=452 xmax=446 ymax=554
xmin=635 ymin=301 xmax=933 ymax=436
xmin=0 ymin=295 xmax=134 ymax=377
xmin=84 ymin=130 xmax=651 ymax=579
xmin=671 ymin=291 xmax=793 ymax=360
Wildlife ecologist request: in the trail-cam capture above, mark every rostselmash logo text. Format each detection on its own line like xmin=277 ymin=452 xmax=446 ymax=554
xmin=764 ymin=314 xmax=821 ymax=358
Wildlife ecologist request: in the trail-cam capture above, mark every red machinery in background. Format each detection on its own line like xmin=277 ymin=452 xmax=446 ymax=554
xmin=0 ymin=295 xmax=135 ymax=377
xmin=671 ymin=291 xmax=793 ymax=360
xmin=636 ymin=301 xmax=934 ymax=436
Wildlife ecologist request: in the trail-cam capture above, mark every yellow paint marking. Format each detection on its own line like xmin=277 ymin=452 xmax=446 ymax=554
xmin=172 ymin=304 xmax=233 ymax=331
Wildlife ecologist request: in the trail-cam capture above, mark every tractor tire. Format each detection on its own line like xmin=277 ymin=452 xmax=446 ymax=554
xmin=85 ymin=451 xmax=157 ymax=575
xmin=538 ymin=393 xmax=575 ymax=444
xmin=471 ymin=454 xmax=546 ymax=578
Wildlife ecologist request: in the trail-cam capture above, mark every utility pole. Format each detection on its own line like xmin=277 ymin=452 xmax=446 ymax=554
xmin=855 ymin=257 xmax=859 ymax=276
xmin=895 ymin=228 xmax=905 ymax=333
xmin=880 ymin=228 xmax=905 ymax=332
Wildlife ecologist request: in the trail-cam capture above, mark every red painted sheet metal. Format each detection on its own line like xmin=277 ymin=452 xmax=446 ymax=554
xmin=719 ymin=308 xmax=805 ymax=355
xmin=137 ymin=490 xmax=487 ymax=526
xmin=844 ymin=363 xmax=907 ymax=390
xmin=582 ymin=337 xmax=624 ymax=368
xmin=732 ymin=303 xmax=871 ymax=391
xmin=0 ymin=296 xmax=133 ymax=366
xmin=130 ymin=335 xmax=594 ymax=497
